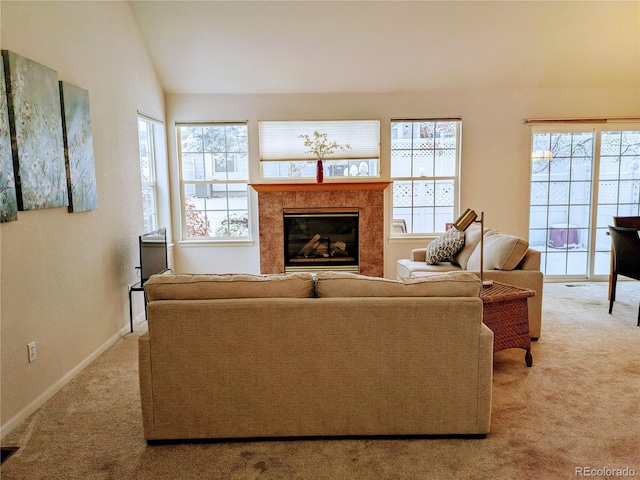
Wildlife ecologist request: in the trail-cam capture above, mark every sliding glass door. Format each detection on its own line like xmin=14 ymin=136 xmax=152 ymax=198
xmin=529 ymin=125 xmax=640 ymax=279
xmin=594 ymin=130 xmax=640 ymax=275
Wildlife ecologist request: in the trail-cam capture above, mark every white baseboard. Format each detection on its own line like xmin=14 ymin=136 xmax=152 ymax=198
xmin=0 ymin=324 xmax=130 ymax=441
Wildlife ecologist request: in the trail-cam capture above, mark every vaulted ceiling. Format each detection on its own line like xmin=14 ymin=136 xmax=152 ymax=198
xmin=128 ymin=1 xmax=639 ymax=95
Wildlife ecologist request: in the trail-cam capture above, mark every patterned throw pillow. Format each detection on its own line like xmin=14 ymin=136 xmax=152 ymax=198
xmin=425 ymin=228 xmax=465 ymax=265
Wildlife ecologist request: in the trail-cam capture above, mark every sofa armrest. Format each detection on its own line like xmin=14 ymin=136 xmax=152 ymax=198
xmin=518 ymin=248 xmax=541 ymax=271
xmin=411 ymin=248 xmax=427 ymax=262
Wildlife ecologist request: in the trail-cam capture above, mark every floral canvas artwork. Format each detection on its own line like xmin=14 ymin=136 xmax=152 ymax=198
xmin=3 ymin=50 xmax=68 ymax=211
xmin=0 ymin=58 xmax=18 ymax=222
xmin=60 ymin=81 xmax=98 ymax=212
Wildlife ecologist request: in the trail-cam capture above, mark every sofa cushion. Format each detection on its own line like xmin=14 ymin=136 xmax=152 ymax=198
xmin=453 ymin=224 xmax=485 ymax=269
xmin=466 ymin=231 xmax=529 ymax=271
xmin=144 ymin=273 xmax=315 ymax=301
xmin=396 ymin=259 xmax=462 ymax=279
xmin=424 ymin=228 xmax=465 ymax=264
xmin=316 ymin=271 xmax=481 ymax=297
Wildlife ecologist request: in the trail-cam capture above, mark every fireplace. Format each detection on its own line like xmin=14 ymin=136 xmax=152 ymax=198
xmin=252 ymin=182 xmax=389 ymax=277
xmin=284 ymin=208 xmax=359 ymax=273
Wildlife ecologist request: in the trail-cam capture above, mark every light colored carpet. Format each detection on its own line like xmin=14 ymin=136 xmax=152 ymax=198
xmin=1 ymin=282 xmax=639 ymax=479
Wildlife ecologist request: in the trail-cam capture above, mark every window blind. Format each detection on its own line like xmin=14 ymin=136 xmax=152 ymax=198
xmin=259 ymin=120 xmax=380 ymax=162
xmin=524 ymin=117 xmax=640 ymax=125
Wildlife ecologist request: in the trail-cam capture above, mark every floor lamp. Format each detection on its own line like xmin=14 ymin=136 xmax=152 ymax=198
xmin=453 ymin=209 xmax=493 ymax=288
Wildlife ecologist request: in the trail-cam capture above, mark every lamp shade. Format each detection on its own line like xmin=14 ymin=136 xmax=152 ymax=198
xmin=453 ymin=209 xmax=478 ymax=231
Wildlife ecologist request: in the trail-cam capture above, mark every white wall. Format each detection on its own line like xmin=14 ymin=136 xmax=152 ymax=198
xmin=166 ymin=87 xmax=639 ymax=278
xmin=1 ymin=1 xmax=165 ymax=436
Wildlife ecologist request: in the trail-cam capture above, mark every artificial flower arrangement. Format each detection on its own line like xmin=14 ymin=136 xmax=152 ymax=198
xmin=298 ymin=131 xmax=351 ymax=183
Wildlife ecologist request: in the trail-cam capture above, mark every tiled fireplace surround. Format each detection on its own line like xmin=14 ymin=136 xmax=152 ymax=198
xmin=252 ymin=183 xmax=389 ymax=277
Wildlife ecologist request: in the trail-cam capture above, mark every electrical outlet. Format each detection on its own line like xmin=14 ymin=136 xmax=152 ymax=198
xmin=28 ymin=341 xmax=36 ymax=363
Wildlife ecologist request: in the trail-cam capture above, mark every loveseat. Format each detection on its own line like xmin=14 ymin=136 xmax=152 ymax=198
xmin=396 ymin=224 xmax=543 ymax=339
xmin=139 ymin=271 xmax=493 ymax=441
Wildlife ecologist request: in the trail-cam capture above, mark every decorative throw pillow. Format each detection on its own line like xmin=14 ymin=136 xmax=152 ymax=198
xmin=424 ymin=228 xmax=465 ymax=265
xmin=453 ymin=224 xmax=485 ymax=269
xmin=466 ymin=231 xmax=529 ymax=271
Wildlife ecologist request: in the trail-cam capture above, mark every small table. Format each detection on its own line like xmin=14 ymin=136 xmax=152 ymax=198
xmin=548 ymin=223 xmax=579 ymax=249
xmin=480 ymin=281 xmax=536 ymax=367
xmin=128 ymin=281 xmax=147 ymax=333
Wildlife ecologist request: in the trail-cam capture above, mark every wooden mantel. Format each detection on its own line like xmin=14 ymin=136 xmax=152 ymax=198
xmin=250 ymin=182 xmax=390 ymax=192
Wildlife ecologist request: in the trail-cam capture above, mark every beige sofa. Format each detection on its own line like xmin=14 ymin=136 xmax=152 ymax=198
xmin=139 ymin=272 xmax=493 ymax=442
xmin=396 ymin=225 xmax=543 ymax=339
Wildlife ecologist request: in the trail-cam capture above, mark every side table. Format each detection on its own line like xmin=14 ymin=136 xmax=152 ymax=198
xmin=128 ymin=281 xmax=147 ymax=333
xmin=480 ymin=281 xmax=536 ymax=367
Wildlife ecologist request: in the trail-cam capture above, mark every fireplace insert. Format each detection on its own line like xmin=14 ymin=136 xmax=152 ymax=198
xmin=284 ymin=208 xmax=359 ymax=272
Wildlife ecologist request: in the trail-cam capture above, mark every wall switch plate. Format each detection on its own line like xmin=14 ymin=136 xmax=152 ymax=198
xmin=28 ymin=342 xmax=36 ymax=363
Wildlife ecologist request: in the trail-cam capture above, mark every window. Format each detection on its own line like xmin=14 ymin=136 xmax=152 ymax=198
xmin=259 ymin=120 xmax=379 ymax=180
xmin=528 ymin=124 xmax=640 ymax=278
xmin=390 ymin=119 xmax=462 ymax=234
xmin=138 ymin=116 xmax=159 ymax=233
xmin=177 ymin=123 xmax=250 ymax=240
